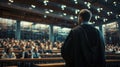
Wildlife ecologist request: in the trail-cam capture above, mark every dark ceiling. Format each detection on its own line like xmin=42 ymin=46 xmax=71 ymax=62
xmin=0 ymin=0 xmax=120 ymax=28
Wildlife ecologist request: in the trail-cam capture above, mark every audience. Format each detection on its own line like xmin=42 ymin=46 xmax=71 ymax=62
xmin=1 ymin=38 xmax=120 ymax=59
xmin=31 ymin=46 xmax=41 ymax=58
xmin=105 ymin=44 xmax=120 ymax=54
xmin=1 ymin=47 xmax=16 ymax=59
xmin=0 ymin=38 xmax=63 ymax=59
xmin=18 ymin=43 xmax=30 ymax=58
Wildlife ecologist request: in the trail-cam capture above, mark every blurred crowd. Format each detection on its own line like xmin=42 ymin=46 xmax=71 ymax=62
xmin=105 ymin=44 xmax=120 ymax=54
xmin=0 ymin=38 xmax=63 ymax=59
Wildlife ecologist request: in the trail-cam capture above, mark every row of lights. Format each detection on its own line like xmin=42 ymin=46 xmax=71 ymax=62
xmin=29 ymin=1 xmax=112 ymax=22
xmin=8 ymin=0 xmax=77 ymax=17
xmin=9 ymin=0 xmax=118 ymax=23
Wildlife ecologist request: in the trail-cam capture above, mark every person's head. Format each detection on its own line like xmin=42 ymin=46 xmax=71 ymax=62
xmin=6 ymin=47 xmax=13 ymax=54
xmin=33 ymin=46 xmax=38 ymax=52
xmin=78 ymin=9 xmax=92 ymax=24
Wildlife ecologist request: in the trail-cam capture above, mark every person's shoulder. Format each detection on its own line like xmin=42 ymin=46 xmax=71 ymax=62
xmin=72 ymin=25 xmax=82 ymax=31
xmin=81 ymin=24 xmax=92 ymax=28
xmin=82 ymin=24 xmax=99 ymax=31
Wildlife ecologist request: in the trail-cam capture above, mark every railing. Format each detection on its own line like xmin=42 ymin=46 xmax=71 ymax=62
xmin=0 ymin=57 xmax=64 ymax=67
xmin=1 ymin=48 xmax=120 ymax=67
xmin=1 ymin=58 xmax=120 ymax=67
xmin=34 ymin=63 xmax=65 ymax=67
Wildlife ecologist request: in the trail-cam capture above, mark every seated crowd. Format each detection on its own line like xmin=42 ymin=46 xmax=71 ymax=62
xmin=0 ymin=38 xmax=63 ymax=59
xmin=105 ymin=44 xmax=120 ymax=54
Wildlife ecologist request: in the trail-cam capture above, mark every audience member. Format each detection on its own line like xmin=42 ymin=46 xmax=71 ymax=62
xmin=1 ymin=47 xmax=16 ymax=59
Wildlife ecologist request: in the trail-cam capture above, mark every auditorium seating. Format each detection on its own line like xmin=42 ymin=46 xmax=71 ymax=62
xmin=1 ymin=39 xmax=120 ymax=67
xmin=0 ymin=57 xmax=64 ymax=67
xmin=1 ymin=47 xmax=120 ymax=67
xmin=1 ymin=58 xmax=120 ymax=67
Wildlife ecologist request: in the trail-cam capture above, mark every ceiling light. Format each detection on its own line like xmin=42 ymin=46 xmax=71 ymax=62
xmin=9 ymin=0 xmax=14 ymax=3
xmin=107 ymin=11 xmax=113 ymax=16
xmin=97 ymin=8 xmax=103 ymax=12
xmin=75 ymin=16 xmax=77 ymax=18
xmin=95 ymin=16 xmax=98 ymax=20
xmin=95 ymin=16 xmax=100 ymax=20
xmin=113 ymin=1 xmax=116 ymax=4
xmin=74 ymin=0 xmax=77 ymax=1
xmin=103 ymin=18 xmax=108 ymax=22
xmin=87 ymin=2 xmax=91 ymax=9
xmin=75 ymin=9 xmax=79 ymax=14
xmin=49 ymin=9 xmax=53 ymax=12
xmin=31 ymin=5 xmax=36 ymax=8
xmin=98 ymin=16 xmax=100 ymax=18
xmin=110 ymin=11 xmax=113 ymax=14
xmin=75 ymin=1 xmax=78 ymax=4
xmin=44 ymin=15 xmax=47 ymax=18
xmin=61 ymin=5 xmax=66 ymax=10
xmin=44 ymin=0 xmax=49 ymax=3
xmin=45 ymin=0 xmax=49 ymax=2
xmin=100 ymin=8 xmax=103 ymax=10
xmin=106 ymin=19 xmax=108 ymax=21
xmin=119 ymin=14 xmax=120 ymax=17
xmin=107 ymin=12 xmax=110 ymax=16
xmin=97 ymin=8 xmax=100 ymax=12
xmin=74 ymin=0 xmax=78 ymax=4
xmin=84 ymin=2 xmax=91 ymax=9
xmin=103 ymin=19 xmax=106 ymax=22
xmin=70 ymin=16 xmax=74 ymax=20
xmin=43 ymin=0 xmax=49 ymax=6
xmin=44 ymin=3 xmax=47 ymax=6
xmin=45 ymin=11 xmax=49 ymax=13
xmin=63 ymin=13 xmax=66 ymax=16
xmin=84 ymin=2 xmax=87 ymax=4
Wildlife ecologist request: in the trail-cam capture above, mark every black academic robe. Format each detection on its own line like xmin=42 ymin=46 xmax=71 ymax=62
xmin=61 ymin=24 xmax=106 ymax=67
